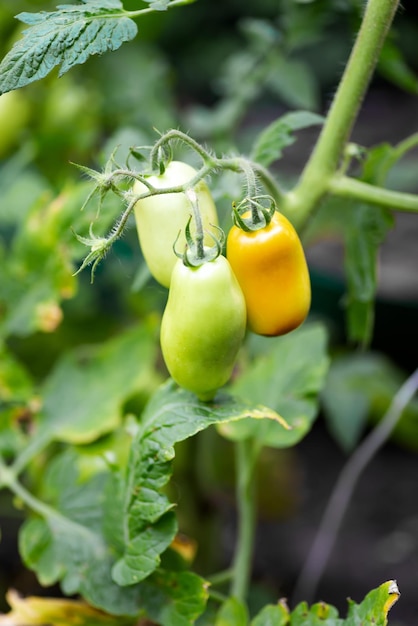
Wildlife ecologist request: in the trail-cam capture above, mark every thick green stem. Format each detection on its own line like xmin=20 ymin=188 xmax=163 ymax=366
xmin=231 ymin=438 xmax=260 ymax=602
xmin=329 ymin=175 xmax=418 ymax=212
xmin=284 ymin=0 xmax=400 ymax=228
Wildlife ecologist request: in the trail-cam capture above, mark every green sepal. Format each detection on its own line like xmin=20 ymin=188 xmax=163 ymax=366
xmin=232 ymin=195 xmax=276 ymax=232
xmin=174 ymin=216 xmax=225 ymax=268
xmin=151 ymin=142 xmax=173 ymax=176
xmin=126 ymin=145 xmax=152 ymax=168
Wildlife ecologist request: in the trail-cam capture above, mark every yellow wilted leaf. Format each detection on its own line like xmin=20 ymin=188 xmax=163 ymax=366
xmin=171 ymin=533 xmax=198 ymax=564
xmin=0 ymin=590 xmax=137 ymax=626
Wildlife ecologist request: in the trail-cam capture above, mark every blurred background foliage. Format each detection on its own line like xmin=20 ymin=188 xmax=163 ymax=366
xmin=1 ymin=0 xmax=418 ymax=620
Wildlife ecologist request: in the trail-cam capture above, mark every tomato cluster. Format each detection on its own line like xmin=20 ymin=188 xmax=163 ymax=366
xmin=133 ymin=161 xmax=311 ymax=401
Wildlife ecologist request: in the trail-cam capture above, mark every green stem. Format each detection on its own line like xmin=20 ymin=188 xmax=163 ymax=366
xmin=11 ymin=429 xmax=52 ymax=477
xmin=238 ymin=159 xmax=259 ymax=203
xmin=329 ymin=175 xmax=418 ymax=212
xmin=284 ymin=0 xmax=400 ymax=228
xmin=208 ymin=589 xmax=228 ymax=604
xmin=125 ymin=0 xmax=192 ymax=19
xmin=231 ymin=438 xmax=260 ymax=602
xmin=1 ymin=459 xmax=103 ymax=546
xmin=207 ymin=568 xmax=233 ymax=586
xmin=185 ymin=189 xmax=205 ymax=259
xmin=1 ymin=460 xmax=61 ymax=521
xmin=149 ymin=129 xmax=216 ymax=170
xmin=251 ymin=162 xmax=285 ymax=206
xmin=148 ymin=129 xmax=285 ymax=206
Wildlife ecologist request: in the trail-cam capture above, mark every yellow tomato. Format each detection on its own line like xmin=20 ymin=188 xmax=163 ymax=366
xmin=226 ymin=211 xmax=311 ymax=336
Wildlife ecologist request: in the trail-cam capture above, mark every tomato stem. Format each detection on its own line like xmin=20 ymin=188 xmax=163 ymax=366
xmin=328 ymin=175 xmax=418 ymax=212
xmin=283 ymin=0 xmax=400 ymax=228
xmin=149 ymin=129 xmax=216 ymax=171
xmin=231 ymin=438 xmax=261 ymax=602
xmin=207 ymin=568 xmax=233 ymax=586
xmin=236 ymin=158 xmax=260 ymax=219
xmin=185 ymin=189 xmax=205 ymax=259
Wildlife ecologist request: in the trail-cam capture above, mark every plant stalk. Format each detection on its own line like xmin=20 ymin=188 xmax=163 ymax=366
xmin=329 ymin=175 xmax=418 ymax=212
xmin=284 ymin=0 xmax=400 ymax=228
xmin=230 ymin=438 xmax=260 ymax=602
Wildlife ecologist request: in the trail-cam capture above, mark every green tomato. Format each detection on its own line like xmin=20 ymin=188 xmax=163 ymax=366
xmin=0 ymin=90 xmax=30 ymax=158
xmin=133 ymin=161 xmax=218 ymax=288
xmin=160 ymin=255 xmax=246 ymax=401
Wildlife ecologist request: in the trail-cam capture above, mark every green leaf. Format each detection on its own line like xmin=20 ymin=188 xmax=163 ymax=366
xmin=306 ymin=198 xmax=396 ymax=348
xmin=266 ymin=52 xmax=319 ymax=110
xmin=19 ymin=451 xmax=143 ymax=616
xmin=218 ymin=323 xmax=329 ymax=448
xmin=38 ymin=324 xmax=159 ymax=444
xmin=322 ymin=351 xmax=418 ymax=451
xmin=361 ymin=143 xmax=395 ymax=188
xmin=0 ymin=346 xmax=35 ymax=458
xmin=304 ymin=194 xmax=394 ymax=348
xmin=138 ymin=570 xmax=209 ymax=625
xmin=0 ymin=1 xmax=137 ymax=94
xmin=19 ymin=448 xmax=209 ymax=623
xmin=250 ymin=602 xmax=289 ymax=626
xmin=0 ymin=345 xmax=33 ymax=405
xmin=291 ymin=601 xmax=343 ymax=626
xmin=0 ymin=182 xmax=119 ymax=339
xmin=378 ymin=38 xmax=418 ymax=94
xmin=112 ymin=381 xmax=287 ymax=586
xmin=344 ymin=203 xmax=394 ymax=346
xmin=249 ymin=581 xmax=399 ymax=625
xmin=215 ymin=597 xmax=249 ymax=626
xmin=344 ymin=580 xmax=399 ymax=626
xmin=251 ymin=110 xmax=324 ymax=167
xmin=361 ymin=138 xmax=418 ymax=191
xmin=282 ymin=1 xmax=336 ymax=51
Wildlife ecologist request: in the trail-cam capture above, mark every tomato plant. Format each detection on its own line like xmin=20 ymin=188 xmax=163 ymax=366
xmin=0 ymin=0 xmax=417 ymax=625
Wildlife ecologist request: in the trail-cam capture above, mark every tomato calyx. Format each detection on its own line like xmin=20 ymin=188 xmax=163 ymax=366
xmin=174 ymin=215 xmax=224 ymax=268
xmin=172 ymin=186 xmax=224 ymax=268
xmin=232 ymin=195 xmax=276 ymax=232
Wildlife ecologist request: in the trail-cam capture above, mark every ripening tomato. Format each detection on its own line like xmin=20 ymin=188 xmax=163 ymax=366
xmin=160 ymin=255 xmax=246 ymax=401
xmin=226 ymin=211 xmax=311 ymax=336
xmin=133 ymin=161 xmax=218 ymax=288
